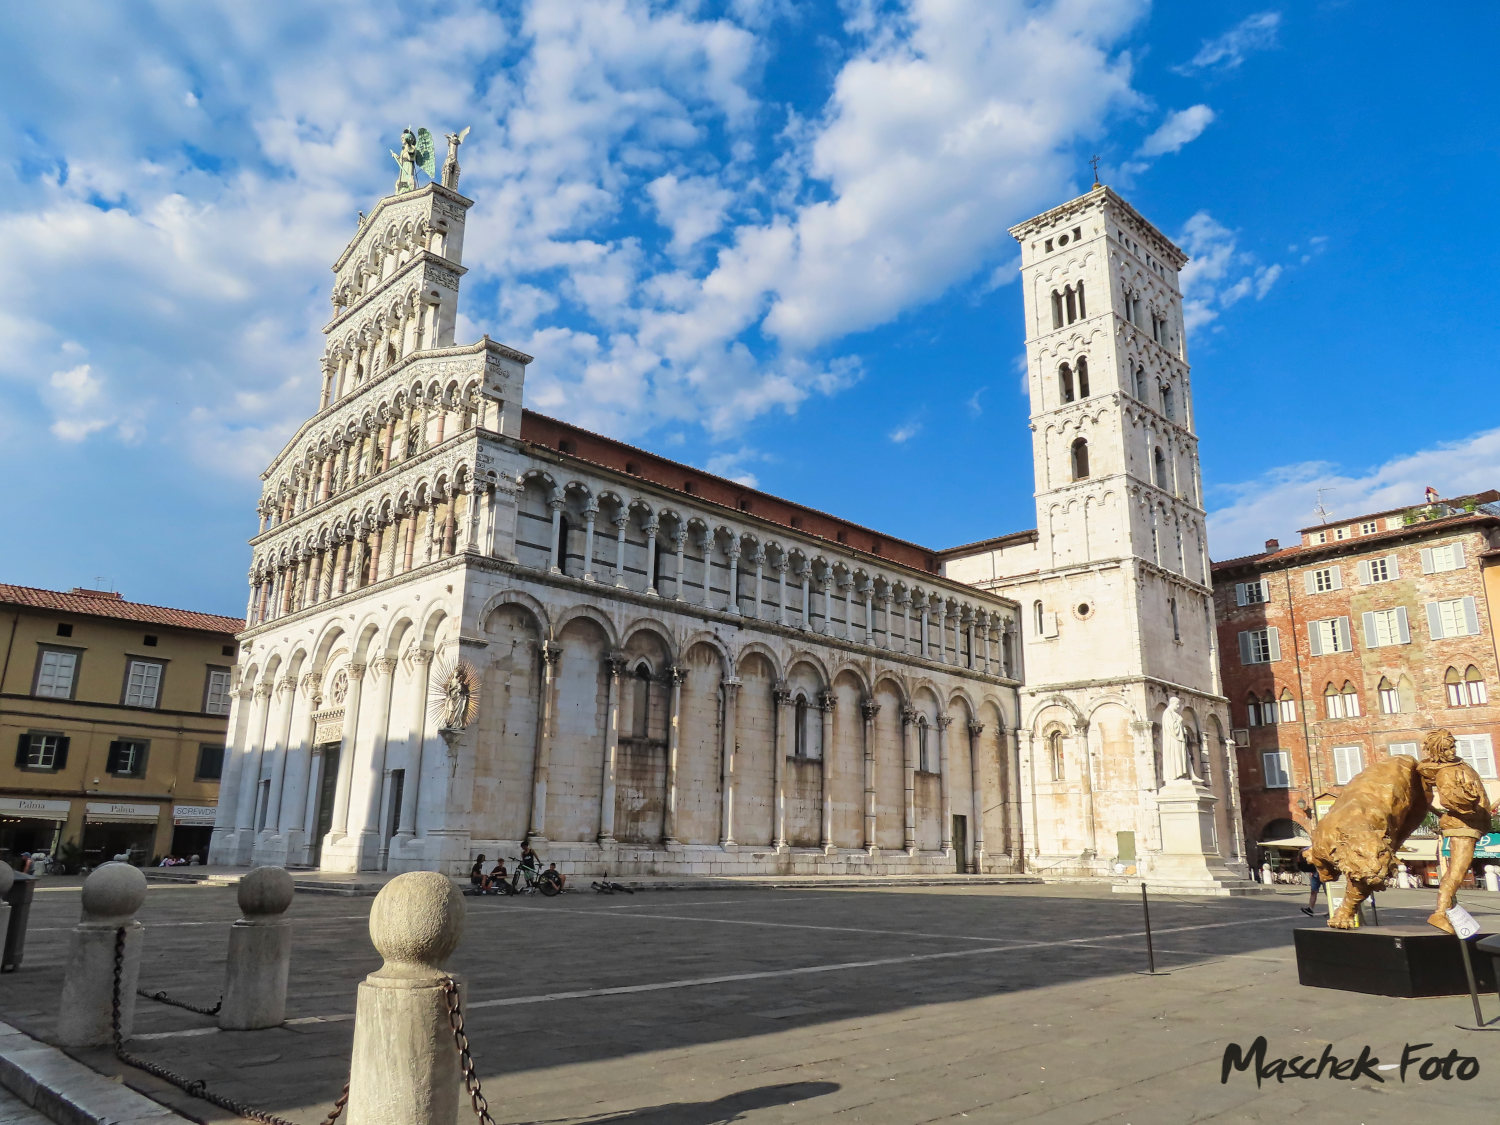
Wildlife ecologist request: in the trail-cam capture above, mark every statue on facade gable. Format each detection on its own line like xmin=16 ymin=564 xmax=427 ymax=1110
xmin=428 ymin=657 xmax=481 ymax=732
xmin=391 ymin=126 xmax=436 ymax=194
xmin=442 ymin=126 xmax=470 ymax=190
xmin=1162 ymin=696 xmax=1190 ymax=783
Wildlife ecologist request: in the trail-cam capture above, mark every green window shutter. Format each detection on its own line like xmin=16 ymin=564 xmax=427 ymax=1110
xmin=1266 ymin=627 xmax=1281 ymax=662
xmin=55 ymin=736 xmax=69 ymax=770
xmin=106 ymin=741 xmax=125 ymax=774
xmin=1362 ymin=611 xmax=1379 ymax=648
xmin=1395 ymin=606 xmax=1411 ymax=644
xmin=1238 ymin=631 xmax=1252 ymax=664
xmin=1235 ymin=583 xmax=1246 ymax=607
xmin=1426 ymin=601 xmax=1444 ymax=639
xmin=15 ymin=733 xmax=30 ymax=769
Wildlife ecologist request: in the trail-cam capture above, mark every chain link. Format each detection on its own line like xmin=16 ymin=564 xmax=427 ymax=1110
xmin=442 ymin=977 xmax=495 ymax=1125
xmin=136 ymin=987 xmax=222 ymax=1016
xmin=111 ymin=927 xmax=350 ymax=1125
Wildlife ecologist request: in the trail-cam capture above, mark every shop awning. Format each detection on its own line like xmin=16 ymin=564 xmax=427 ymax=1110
xmin=0 ymin=798 xmax=71 ymax=821
xmin=172 ymin=805 xmax=218 ymax=826
xmin=85 ymin=802 xmax=161 ymax=824
xmin=1257 ymin=837 xmax=1311 ymax=849
xmin=1398 ymin=838 xmax=1439 ymax=860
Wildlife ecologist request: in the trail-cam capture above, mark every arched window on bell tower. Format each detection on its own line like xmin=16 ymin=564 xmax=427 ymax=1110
xmin=1059 ymin=363 xmax=1075 ymax=403
xmin=1071 ymin=438 xmax=1090 ymax=481
xmin=1153 ymin=447 xmax=1167 ymax=489
xmin=1048 ymin=730 xmax=1065 ymax=781
xmin=1076 ymin=357 xmax=1090 ymax=398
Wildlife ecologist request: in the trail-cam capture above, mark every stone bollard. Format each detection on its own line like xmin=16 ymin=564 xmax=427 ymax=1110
xmin=346 ymin=871 xmax=466 ymax=1125
xmin=0 ymin=864 xmax=12 ymax=936
xmin=219 ymin=866 xmax=296 ymax=1030
xmin=1486 ymin=866 xmax=1499 ymax=894
xmin=57 ymin=864 xmax=147 ymax=1046
xmin=1260 ymin=863 xmax=1271 ymax=885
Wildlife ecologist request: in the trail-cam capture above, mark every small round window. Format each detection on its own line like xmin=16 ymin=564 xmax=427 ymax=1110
xmin=1075 ymin=602 xmax=1092 ymax=619
xmin=1057 ymin=233 xmax=1070 ymax=246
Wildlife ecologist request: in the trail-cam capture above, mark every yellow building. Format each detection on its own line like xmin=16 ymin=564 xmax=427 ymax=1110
xmin=0 ymin=584 xmax=242 ymax=868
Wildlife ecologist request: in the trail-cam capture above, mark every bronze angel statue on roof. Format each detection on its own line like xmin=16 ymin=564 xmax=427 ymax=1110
xmin=392 ymin=126 xmax=437 ymax=194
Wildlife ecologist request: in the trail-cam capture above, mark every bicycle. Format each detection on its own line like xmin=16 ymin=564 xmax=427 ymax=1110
xmin=590 ymin=876 xmax=635 ymax=895
xmin=509 ymin=859 xmax=562 ymax=897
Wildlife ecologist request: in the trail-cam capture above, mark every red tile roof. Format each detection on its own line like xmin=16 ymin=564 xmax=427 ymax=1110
xmin=1211 ymin=510 xmax=1500 ymax=575
xmin=0 ymin=584 xmax=243 ymax=635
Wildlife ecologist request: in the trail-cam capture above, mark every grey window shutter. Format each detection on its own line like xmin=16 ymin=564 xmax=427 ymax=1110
xmin=1421 ymin=548 xmax=1435 ymax=574
xmin=1358 ymin=560 xmax=1372 ymax=585
xmin=1238 ymin=631 xmax=1253 ymax=664
xmin=54 ymin=736 xmax=69 ymax=770
xmin=1426 ymin=601 xmax=1444 ymax=639
xmin=1463 ymin=596 xmax=1480 ymax=635
xmin=1308 ymin=622 xmax=1323 ymax=656
xmin=14 ymin=734 xmax=28 ymax=769
xmin=1266 ymin=627 xmax=1281 ymax=661
xmin=1396 ymin=605 xmax=1411 ymax=644
xmin=1235 ymin=583 xmax=1247 ymax=607
xmin=1304 ymin=571 xmax=1317 ymax=594
xmin=1330 ymin=567 xmax=1343 ymax=591
xmin=1455 ymin=543 xmax=1466 ymax=568
xmin=1362 ymin=611 xmax=1379 ymax=647
xmin=1336 ymin=617 xmax=1352 ymax=651
xmin=1387 ymin=554 xmax=1401 ymax=580
xmin=106 ymin=741 xmax=125 ymax=774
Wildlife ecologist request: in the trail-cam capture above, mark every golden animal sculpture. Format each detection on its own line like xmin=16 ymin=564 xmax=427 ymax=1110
xmin=1308 ymin=728 xmax=1489 ymax=932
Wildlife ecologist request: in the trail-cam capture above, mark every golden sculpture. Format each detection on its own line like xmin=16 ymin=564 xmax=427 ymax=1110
xmin=1307 ymin=728 xmax=1490 ymax=933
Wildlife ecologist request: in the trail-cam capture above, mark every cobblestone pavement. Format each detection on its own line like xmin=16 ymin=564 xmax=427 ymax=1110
xmin=3 ymin=879 xmax=1500 ymax=1123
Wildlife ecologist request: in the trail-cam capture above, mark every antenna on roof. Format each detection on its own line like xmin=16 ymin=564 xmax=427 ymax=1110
xmin=1313 ymin=488 xmax=1335 ymax=525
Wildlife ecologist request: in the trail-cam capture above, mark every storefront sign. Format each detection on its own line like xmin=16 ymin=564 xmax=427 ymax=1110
xmin=0 ymin=797 xmax=71 ymax=820
xmin=1440 ymin=833 xmax=1500 ymax=859
xmin=172 ymin=805 xmax=218 ymax=825
xmin=84 ymin=802 xmax=162 ymax=824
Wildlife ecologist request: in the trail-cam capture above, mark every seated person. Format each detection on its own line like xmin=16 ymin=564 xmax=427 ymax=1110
xmin=487 ymin=859 xmax=509 ymax=893
xmin=469 ymin=855 xmax=487 ymax=888
xmin=544 ymin=862 xmax=566 ymax=890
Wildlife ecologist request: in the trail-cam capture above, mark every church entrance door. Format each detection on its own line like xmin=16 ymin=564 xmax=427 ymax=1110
xmin=952 ymin=815 xmax=968 ymax=873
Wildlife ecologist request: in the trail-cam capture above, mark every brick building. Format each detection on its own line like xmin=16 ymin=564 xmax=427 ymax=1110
xmin=1213 ymin=491 xmax=1500 ymax=853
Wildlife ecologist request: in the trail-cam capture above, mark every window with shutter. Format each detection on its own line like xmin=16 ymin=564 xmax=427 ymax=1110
xmin=1431 ymin=598 xmax=1477 ymax=638
xmin=1365 ymin=608 xmax=1406 ymax=647
xmin=1388 ymin=742 xmax=1419 ymax=758
xmin=1263 ymin=751 xmax=1291 ymax=788
xmin=1456 ymin=735 xmax=1496 ymax=779
xmin=204 ymin=669 xmax=232 ymax=715
xmin=125 ymin=661 xmax=163 ymax=708
xmin=35 ymin=650 xmax=78 ymax=698
xmin=1395 ymin=605 xmax=1411 ymax=644
xmin=1386 ymin=554 xmax=1400 ymax=580
xmin=1235 ymin=583 xmax=1247 ymax=607
xmin=1427 ymin=601 xmax=1445 ymax=639
xmin=1333 ymin=745 xmax=1363 ymax=785
xmin=196 ymin=744 xmax=226 ymax=781
xmin=1278 ymin=694 xmax=1296 ymax=722
xmin=1266 ymin=627 xmax=1281 ymax=661
xmin=19 ymin=732 xmax=65 ymax=770
xmin=1358 ymin=560 xmax=1371 ymax=585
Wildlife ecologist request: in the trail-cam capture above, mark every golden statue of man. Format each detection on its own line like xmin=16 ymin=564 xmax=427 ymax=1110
xmin=1416 ymin=728 xmax=1491 ymax=933
xmin=1309 ymin=728 xmax=1490 ymax=932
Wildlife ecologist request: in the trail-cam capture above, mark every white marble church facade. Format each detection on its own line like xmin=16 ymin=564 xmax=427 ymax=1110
xmin=210 ymin=163 xmax=1025 ymax=877
xmin=212 ymin=159 xmax=1243 ymax=887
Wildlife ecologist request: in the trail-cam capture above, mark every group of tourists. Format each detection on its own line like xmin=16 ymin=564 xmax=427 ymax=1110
xmin=468 ymin=840 xmax=566 ymax=896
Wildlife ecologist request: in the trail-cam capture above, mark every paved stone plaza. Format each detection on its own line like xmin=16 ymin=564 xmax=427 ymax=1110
xmin=3 ymin=880 xmax=1500 ymax=1123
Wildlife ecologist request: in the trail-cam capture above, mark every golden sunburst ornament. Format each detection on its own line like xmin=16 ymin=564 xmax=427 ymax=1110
xmin=428 ymin=657 xmax=481 ymax=731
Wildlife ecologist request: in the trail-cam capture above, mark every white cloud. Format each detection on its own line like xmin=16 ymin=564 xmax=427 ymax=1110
xmin=1208 ymin=426 xmax=1500 ymax=560
xmin=1136 ymin=105 xmax=1216 ymax=157
xmin=1175 ymin=11 xmax=1281 ymax=75
xmin=1176 ymin=211 xmax=1282 ymax=330
xmin=0 ymin=0 xmax=1160 ymax=479
xmin=889 ymin=420 xmax=921 ymax=444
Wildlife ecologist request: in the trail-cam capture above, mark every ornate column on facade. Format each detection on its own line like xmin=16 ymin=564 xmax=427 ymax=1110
xmin=356 ymin=658 xmax=400 ymax=867
xmin=776 ymin=559 xmax=788 ymax=626
xmin=799 ymin=563 xmax=812 ymax=630
xmin=527 ymin=644 xmax=563 ymax=842
xmin=663 ymin=664 xmax=686 ymax=845
xmin=612 ymin=510 xmax=629 ymax=587
xmin=773 ymin=683 xmax=791 ymax=849
xmin=861 ymin=699 xmax=880 ymax=852
xmin=582 ymin=502 xmax=599 ymax=582
xmin=395 ymin=650 xmax=434 ymax=841
xmin=673 ymin=529 xmax=687 ymax=599
xmin=643 ymin=516 xmax=659 ymax=595
xmin=464 ymin=478 xmax=484 ymax=553
xmin=440 ymin=488 xmax=458 ymax=558
xmin=968 ymin=720 xmax=986 ymax=872
xmin=750 ymin=549 xmax=764 ymax=620
xmin=725 ymin=540 xmax=741 ymax=615
xmin=260 ymin=675 xmax=300 ymax=837
xmin=937 ymin=715 xmax=953 ymax=852
xmin=597 ymin=653 xmax=626 ymax=842
xmin=720 ymin=677 xmax=740 ymax=847
xmin=819 ymin=691 xmax=836 ymax=851
xmin=232 ymin=684 xmax=275 ymax=848
xmin=278 ymin=675 xmax=322 ymax=856
xmin=327 ymin=662 xmax=367 ymax=841
xmin=900 ymin=705 xmax=917 ymax=853
xmin=1007 ymin=725 xmax=1025 ymax=861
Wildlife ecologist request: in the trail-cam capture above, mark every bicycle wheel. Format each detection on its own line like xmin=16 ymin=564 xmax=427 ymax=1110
xmin=540 ymin=877 xmax=561 ymax=897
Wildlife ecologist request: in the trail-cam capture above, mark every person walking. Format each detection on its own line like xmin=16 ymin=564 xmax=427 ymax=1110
xmin=1299 ymin=848 xmax=1322 ymax=916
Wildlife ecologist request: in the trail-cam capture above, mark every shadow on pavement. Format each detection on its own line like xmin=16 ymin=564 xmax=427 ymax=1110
xmin=520 ymin=1081 xmax=842 ymax=1124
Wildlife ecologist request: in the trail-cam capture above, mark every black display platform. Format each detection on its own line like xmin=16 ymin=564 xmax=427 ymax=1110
xmin=1294 ymin=926 xmax=1497 ymax=997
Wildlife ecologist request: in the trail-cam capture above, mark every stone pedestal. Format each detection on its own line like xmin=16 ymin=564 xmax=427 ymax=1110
xmin=57 ymin=865 xmax=148 ymax=1046
xmin=1295 ymin=926 xmax=1495 ymax=997
xmin=220 ymin=867 xmax=295 ymax=1030
xmin=1113 ymin=780 xmax=1271 ymax=897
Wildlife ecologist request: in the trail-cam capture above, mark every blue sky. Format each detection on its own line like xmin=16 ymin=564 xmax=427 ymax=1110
xmin=2 ymin=1 xmax=1497 ymax=617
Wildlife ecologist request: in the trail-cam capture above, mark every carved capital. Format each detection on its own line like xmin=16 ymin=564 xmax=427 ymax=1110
xmin=411 ymin=649 xmax=434 ymax=666
xmin=968 ymin=720 xmax=986 ymax=737
xmin=861 ymin=700 xmax=881 ymax=721
xmin=253 ymin=683 xmax=273 ymax=700
xmin=374 ymin=657 xmax=399 ymax=677
xmin=669 ymin=664 xmax=688 ymax=685
xmin=772 ymin=681 xmax=792 ymax=706
xmin=818 ymin=691 xmax=836 ymax=712
xmin=542 ymin=643 xmax=563 ymax=667
xmin=604 ymin=652 xmax=628 ymax=677
xmin=348 ymin=661 xmax=368 ymax=679
xmin=900 ymin=704 xmax=918 ymax=726
xmin=935 ymin=715 xmax=953 ymax=731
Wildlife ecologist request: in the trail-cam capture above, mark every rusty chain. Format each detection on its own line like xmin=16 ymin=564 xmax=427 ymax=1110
xmin=136 ymin=986 xmax=221 ymax=1016
xmin=111 ymin=927 xmax=350 ymax=1125
xmin=443 ymin=977 xmax=496 ymax=1124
